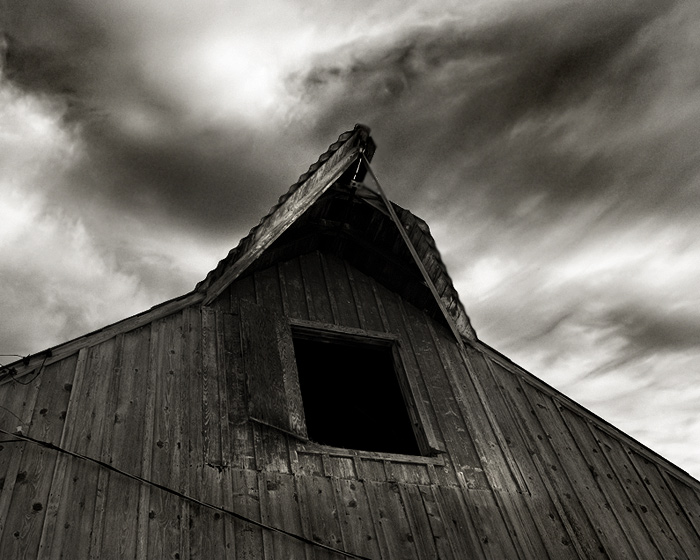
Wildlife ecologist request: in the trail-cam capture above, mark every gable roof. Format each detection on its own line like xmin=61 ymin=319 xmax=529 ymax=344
xmin=196 ymin=125 xmax=373 ymax=303
xmin=196 ymin=124 xmax=476 ymax=340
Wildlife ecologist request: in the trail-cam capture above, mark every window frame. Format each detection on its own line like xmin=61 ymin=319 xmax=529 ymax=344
xmin=241 ymin=298 xmax=444 ymax=457
xmin=288 ymin=318 xmax=444 ymax=457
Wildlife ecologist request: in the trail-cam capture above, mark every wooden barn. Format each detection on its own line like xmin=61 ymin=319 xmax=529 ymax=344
xmin=2 ymin=124 xmax=700 ymax=559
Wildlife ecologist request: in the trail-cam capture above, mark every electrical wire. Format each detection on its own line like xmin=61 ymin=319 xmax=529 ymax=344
xmin=0 ymin=354 xmax=24 ymax=375
xmin=0 ymin=362 xmax=18 ymax=383
xmin=8 ymin=353 xmax=49 ymax=385
xmin=0 ymin=350 xmax=52 ymax=385
xmin=361 ymin=153 xmax=467 ymax=345
xmin=0 ymin=427 xmax=374 ymax=560
xmin=0 ymin=404 xmax=28 ymax=426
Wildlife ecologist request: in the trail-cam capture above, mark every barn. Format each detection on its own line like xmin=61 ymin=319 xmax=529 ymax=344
xmin=1 ymin=124 xmax=700 ymax=559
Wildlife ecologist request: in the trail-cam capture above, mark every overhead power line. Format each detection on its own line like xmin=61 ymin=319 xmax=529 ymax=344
xmin=0 ymin=427 xmax=374 ymax=560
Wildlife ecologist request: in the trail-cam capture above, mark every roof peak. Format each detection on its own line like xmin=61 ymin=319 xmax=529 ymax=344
xmin=196 ymin=125 xmax=475 ymax=341
xmin=198 ymin=125 xmax=373 ymax=302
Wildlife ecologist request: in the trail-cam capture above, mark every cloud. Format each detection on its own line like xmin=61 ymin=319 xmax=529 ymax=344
xmin=5 ymin=0 xmax=697 ymax=239
xmin=290 ymin=0 xmax=699 ymax=224
xmin=3 ymin=1 xmax=301 ymax=234
xmin=0 ymin=78 xmax=149 ymax=354
xmin=0 ymin=202 xmax=150 ymax=353
xmin=11 ymin=0 xmax=689 ymax=239
xmin=596 ymin=299 xmax=700 ymax=356
xmin=0 ymin=71 xmax=238 ymax=355
xmin=0 ymin=0 xmax=342 ymax=357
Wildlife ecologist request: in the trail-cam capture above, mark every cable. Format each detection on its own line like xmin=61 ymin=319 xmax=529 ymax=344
xmin=361 ymin=153 xmax=466 ymax=346
xmin=0 ymin=404 xmax=28 ymax=426
xmin=0 ymin=427 xmax=374 ymax=560
xmin=8 ymin=353 xmax=49 ymax=385
xmin=0 ymin=355 xmax=25 ymax=376
xmin=1 ymin=350 xmax=52 ymax=385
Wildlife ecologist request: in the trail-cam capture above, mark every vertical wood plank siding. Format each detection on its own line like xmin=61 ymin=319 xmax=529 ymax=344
xmin=0 ymin=250 xmax=699 ymax=558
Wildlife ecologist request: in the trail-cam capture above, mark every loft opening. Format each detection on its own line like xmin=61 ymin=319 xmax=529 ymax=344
xmin=292 ymin=328 xmax=422 ymax=456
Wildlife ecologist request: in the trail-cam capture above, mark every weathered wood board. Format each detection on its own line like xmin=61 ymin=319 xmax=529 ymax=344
xmin=1 ymin=250 xmax=699 ymax=559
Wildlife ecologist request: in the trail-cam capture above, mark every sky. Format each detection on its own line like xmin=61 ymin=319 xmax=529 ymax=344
xmin=2 ymin=0 xmax=700 ymax=477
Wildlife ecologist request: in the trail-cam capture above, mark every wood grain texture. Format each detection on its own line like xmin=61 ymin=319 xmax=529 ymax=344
xmin=202 ymin=136 xmax=363 ymax=305
xmin=147 ymin=313 xmax=184 ymax=558
xmin=0 ymin=251 xmax=699 ymax=558
xmin=99 ymin=327 xmax=149 ymax=559
xmin=241 ymin=300 xmax=307 ymax=441
xmin=202 ymin=307 xmax=223 ymax=465
xmin=0 ymin=358 xmax=72 ymax=559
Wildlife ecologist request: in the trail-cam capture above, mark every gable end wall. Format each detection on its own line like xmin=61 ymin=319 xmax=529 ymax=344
xmin=0 ymin=251 xmax=698 ymax=558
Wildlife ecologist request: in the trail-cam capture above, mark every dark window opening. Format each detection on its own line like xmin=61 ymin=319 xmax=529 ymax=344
xmin=292 ymin=335 xmax=422 ymax=456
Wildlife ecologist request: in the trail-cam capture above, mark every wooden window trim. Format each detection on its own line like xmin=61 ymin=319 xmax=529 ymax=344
xmin=297 ymin=441 xmax=446 ymax=466
xmin=241 ymin=300 xmax=308 ymax=440
xmin=289 ymin=318 xmax=445 ymax=457
xmin=288 ymin=318 xmax=399 ymax=345
xmin=241 ymin=302 xmax=444 ymax=456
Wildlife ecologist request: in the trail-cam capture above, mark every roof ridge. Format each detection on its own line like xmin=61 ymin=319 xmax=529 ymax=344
xmin=195 ymin=124 xmax=371 ymax=293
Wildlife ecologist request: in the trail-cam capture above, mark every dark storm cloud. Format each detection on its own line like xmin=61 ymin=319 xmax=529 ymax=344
xmin=300 ymin=1 xmax=664 ymax=115
xmin=0 ymin=0 xmax=374 ymax=355
xmin=603 ymin=304 xmax=700 ymax=355
xmin=1 ymin=0 xmax=314 ymax=236
xmin=72 ymin=120 xmax=288 ymax=230
xmin=5 ymin=0 xmax=690 ymax=240
xmin=292 ymin=0 xmax=689 ymax=221
xmin=1 ymin=1 xmax=105 ymax=112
